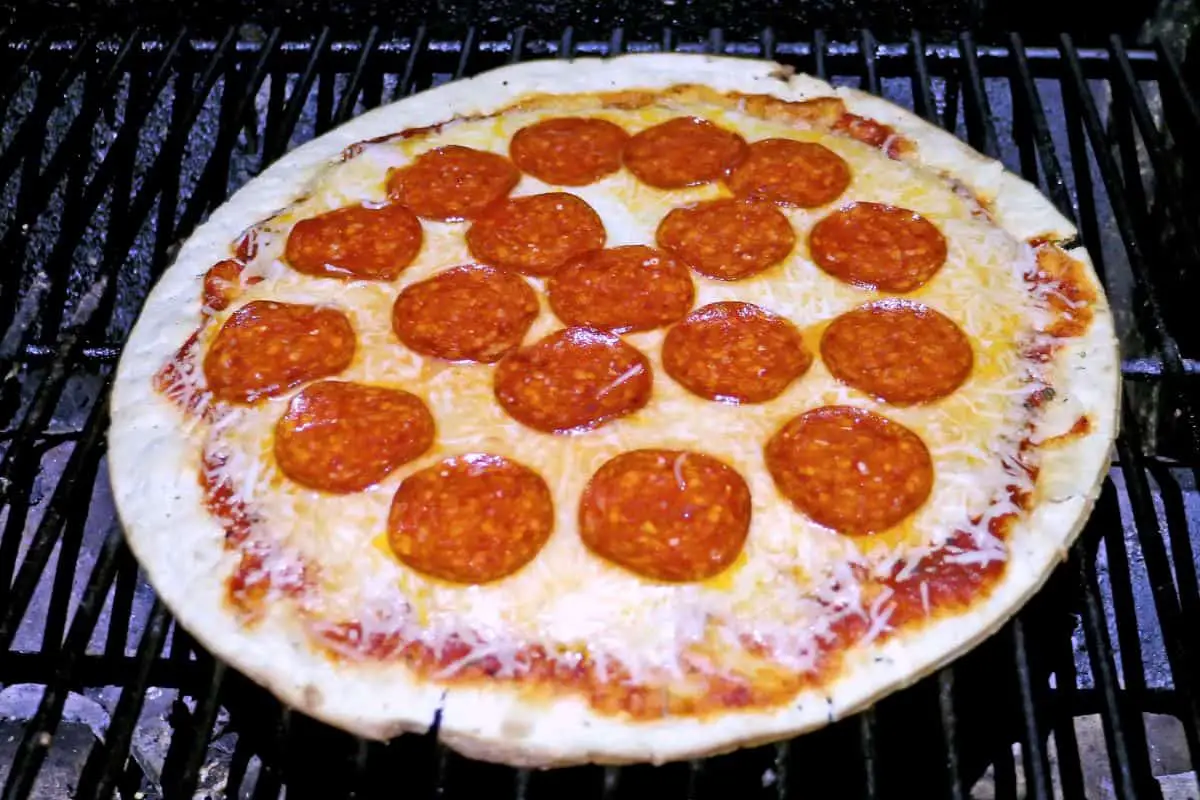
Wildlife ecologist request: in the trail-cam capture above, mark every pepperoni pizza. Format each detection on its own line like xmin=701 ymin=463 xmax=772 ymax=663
xmin=109 ymin=55 xmax=1119 ymax=766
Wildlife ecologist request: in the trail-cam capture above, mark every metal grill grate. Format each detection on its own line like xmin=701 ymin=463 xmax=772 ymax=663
xmin=0 ymin=26 xmax=1198 ymax=800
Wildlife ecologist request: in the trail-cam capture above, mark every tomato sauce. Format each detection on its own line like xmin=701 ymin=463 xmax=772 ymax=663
xmin=152 ymin=330 xmax=213 ymax=419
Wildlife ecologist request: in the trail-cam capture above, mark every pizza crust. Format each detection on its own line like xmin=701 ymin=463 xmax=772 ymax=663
xmin=108 ymin=54 xmax=1119 ymax=766
xmin=834 ymin=88 xmax=1078 ymax=244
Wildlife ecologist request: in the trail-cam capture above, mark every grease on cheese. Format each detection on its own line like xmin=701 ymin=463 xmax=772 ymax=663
xmin=186 ymin=101 xmax=1053 ymax=681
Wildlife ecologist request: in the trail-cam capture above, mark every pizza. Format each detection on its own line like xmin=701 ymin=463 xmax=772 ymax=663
xmin=108 ymin=54 xmax=1119 ymax=767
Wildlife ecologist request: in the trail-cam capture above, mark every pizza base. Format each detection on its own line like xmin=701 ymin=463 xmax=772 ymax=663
xmin=108 ymin=54 xmax=1119 ymax=767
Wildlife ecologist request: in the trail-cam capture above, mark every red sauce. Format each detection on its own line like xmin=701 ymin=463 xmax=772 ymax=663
xmin=1027 ymin=244 xmax=1097 ymax=338
xmin=294 ymin=488 xmax=1025 ymax=720
xmin=170 ymin=283 xmax=1073 ymax=719
xmin=199 ymin=451 xmax=309 ymax=620
xmin=1040 ymin=415 xmax=1092 ymax=447
xmin=235 ymin=229 xmax=258 ymax=262
xmin=152 ymin=330 xmax=212 ymax=418
xmin=832 ymin=113 xmax=912 ymax=159
xmin=834 ymin=112 xmax=891 ymax=148
xmin=312 ymin=617 xmax=847 ymax=717
xmin=340 ymin=123 xmax=448 ymax=160
xmin=883 ymin=532 xmax=1008 ymax=628
xmin=199 ymin=452 xmax=252 ymax=544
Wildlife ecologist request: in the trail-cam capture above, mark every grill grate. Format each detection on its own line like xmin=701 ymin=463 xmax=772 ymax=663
xmin=0 ymin=26 xmax=1198 ymax=800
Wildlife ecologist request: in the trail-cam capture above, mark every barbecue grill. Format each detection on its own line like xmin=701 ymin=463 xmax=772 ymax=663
xmin=0 ymin=11 xmax=1198 ymax=799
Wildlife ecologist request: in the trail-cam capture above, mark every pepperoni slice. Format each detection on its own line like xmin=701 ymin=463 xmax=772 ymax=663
xmin=724 ymin=138 xmax=850 ymax=208
xmin=388 ymin=454 xmax=554 ymax=584
xmin=821 ymin=300 xmax=973 ymax=405
xmin=203 ymin=260 xmax=245 ymax=312
xmin=579 ymin=449 xmax=751 ymax=582
xmin=623 ymin=117 xmax=748 ymax=189
xmin=494 ymin=327 xmax=652 ymax=433
xmin=466 ymin=193 xmax=606 ymax=276
xmin=386 ymin=145 xmax=520 ymax=221
xmin=547 ymin=245 xmax=694 ymax=333
xmin=509 ymin=117 xmax=629 ymax=186
xmin=203 ymin=301 xmax=356 ymax=404
xmin=392 ymin=265 xmax=539 ymax=363
xmin=656 ymin=199 xmax=796 ymax=281
xmin=663 ymin=302 xmax=811 ymax=404
xmin=765 ymin=406 xmax=933 ymax=534
xmin=808 ymin=202 xmax=948 ymax=293
xmin=284 ymin=204 xmax=423 ymax=281
xmin=274 ymin=381 xmax=435 ymax=493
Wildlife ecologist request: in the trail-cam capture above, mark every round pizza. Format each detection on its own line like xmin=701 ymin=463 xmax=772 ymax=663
xmin=108 ymin=54 xmax=1119 ymax=766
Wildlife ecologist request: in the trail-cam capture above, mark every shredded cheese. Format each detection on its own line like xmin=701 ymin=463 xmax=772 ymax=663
xmin=169 ymin=101 xmax=1063 ymax=682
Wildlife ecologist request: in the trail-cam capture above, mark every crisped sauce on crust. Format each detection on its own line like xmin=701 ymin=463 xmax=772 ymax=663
xmin=200 ymin=452 xmax=310 ymax=620
xmin=1039 ymin=415 xmax=1093 ymax=448
xmin=505 ymin=84 xmax=917 ymax=158
xmin=1029 ymin=244 xmax=1098 ymax=338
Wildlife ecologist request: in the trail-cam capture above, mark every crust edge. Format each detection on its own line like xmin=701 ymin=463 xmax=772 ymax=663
xmin=107 ymin=53 xmax=1120 ymax=767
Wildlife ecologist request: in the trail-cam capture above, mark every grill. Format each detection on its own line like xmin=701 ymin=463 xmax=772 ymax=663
xmin=0 ymin=21 xmax=1198 ymax=800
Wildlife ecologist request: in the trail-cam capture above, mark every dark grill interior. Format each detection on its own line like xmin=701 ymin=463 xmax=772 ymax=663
xmin=0 ymin=24 xmax=1198 ymax=800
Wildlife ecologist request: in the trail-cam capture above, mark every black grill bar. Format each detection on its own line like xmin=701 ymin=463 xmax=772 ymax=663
xmin=74 ymin=599 xmax=170 ymax=800
xmin=0 ymin=32 xmax=113 ymax=201
xmin=102 ymin=547 xmax=140 ymax=664
xmin=859 ymin=29 xmax=881 ymax=94
xmin=1008 ymin=33 xmax=1074 ymax=222
xmin=1077 ymin=538 xmax=1145 ymax=800
xmin=957 ymin=31 xmax=1000 ymax=161
xmin=171 ymin=28 xmax=281 ymax=241
xmin=149 ymin=29 xmax=195 ymax=281
xmin=332 ymin=26 xmax=381 ymax=126
xmin=456 ymin=26 xmax=479 ymax=80
xmin=0 ymin=28 xmax=1196 ymax=800
xmin=159 ymin=659 xmax=228 ymax=797
xmin=0 ymin=29 xmax=187 ymax=356
xmin=1045 ymin=601 xmax=1087 ymax=800
xmin=0 ymin=528 xmax=123 ymax=800
xmin=0 ymin=31 xmax=44 ymax=113
xmin=1156 ymin=39 xmax=1200 ymax=134
xmin=1012 ymin=621 xmax=1053 ymax=799
xmin=393 ymin=25 xmax=427 ymax=101
xmin=857 ymin=708 xmax=879 ymax=797
xmin=1058 ymin=34 xmax=1200 ymax=765
xmin=937 ymin=669 xmax=965 ymax=800
xmin=0 ymin=386 xmax=109 ymax=644
xmin=953 ymin=38 xmax=1063 ymax=800
xmin=0 ymin=34 xmax=93 ymax=225
xmin=251 ymin=706 xmax=291 ymax=799
xmin=263 ymin=28 xmax=330 ymax=166
xmin=1153 ymin=462 xmax=1200 ymax=669
xmin=909 ymin=31 xmax=938 ymax=122
xmin=992 ymin=724 xmax=1018 ymax=798
xmin=1108 ymin=38 xmax=1200 ymax=272
xmin=811 ymin=29 xmax=829 ymax=79
xmin=1011 ymin=28 xmax=1200 ymax=793
xmin=915 ymin=39 xmax=977 ymax=800
xmin=1059 ymin=37 xmax=1196 ymax=412
xmin=1097 ymin=484 xmax=1163 ymax=797
xmin=123 ymin=30 xmax=239 ymax=285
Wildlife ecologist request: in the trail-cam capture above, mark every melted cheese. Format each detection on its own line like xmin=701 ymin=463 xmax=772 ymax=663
xmin=184 ymin=100 xmax=1055 ymax=681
